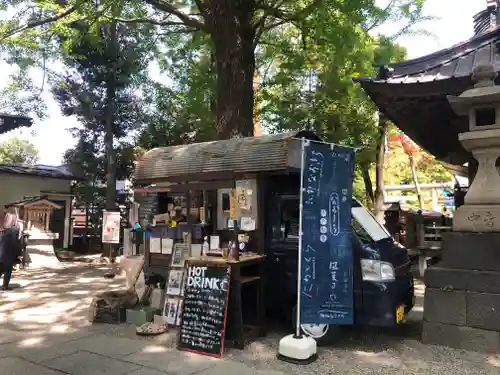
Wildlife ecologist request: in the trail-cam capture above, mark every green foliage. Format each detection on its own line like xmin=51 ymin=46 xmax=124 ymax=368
xmin=137 ymin=32 xmax=217 ymax=149
xmin=0 ymin=0 xmax=104 ymax=118
xmin=0 ymin=137 xmax=38 ymax=165
xmin=0 ymin=0 xmax=431 ymax=125
xmin=0 ymin=0 xmax=436 ymax=208
xmin=385 ymin=125 xmax=453 ymax=185
xmin=259 ymin=29 xmax=407 ymax=176
xmin=53 ymin=17 xmax=155 ymax=218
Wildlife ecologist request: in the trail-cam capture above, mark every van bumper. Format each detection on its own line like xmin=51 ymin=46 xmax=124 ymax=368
xmin=357 ymin=275 xmax=415 ymax=327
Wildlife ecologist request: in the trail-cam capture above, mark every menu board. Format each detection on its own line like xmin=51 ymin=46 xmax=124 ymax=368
xmin=137 ymin=192 xmax=158 ymax=222
xmin=177 ymin=264 xmax=231 ymax=358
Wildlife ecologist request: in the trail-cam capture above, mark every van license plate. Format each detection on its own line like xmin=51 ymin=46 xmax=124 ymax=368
xmin=396 ymin=305 xmax=405 ymax=323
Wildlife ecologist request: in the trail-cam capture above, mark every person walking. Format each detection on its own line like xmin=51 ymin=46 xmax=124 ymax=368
xmin=0 ymin=212 xmax=22 ymax=290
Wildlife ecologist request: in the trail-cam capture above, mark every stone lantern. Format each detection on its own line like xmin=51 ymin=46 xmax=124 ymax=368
xmin=422 ymin=64 xmax=500 ymax=352
xmin=448 ymin=64 xmax=500 ymax=231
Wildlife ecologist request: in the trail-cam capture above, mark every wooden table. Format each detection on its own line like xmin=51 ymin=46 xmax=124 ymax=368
xmin=187 ymin=254 xmax=266 ymax=349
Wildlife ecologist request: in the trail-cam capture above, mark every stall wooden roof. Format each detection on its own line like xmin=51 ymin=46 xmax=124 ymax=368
xmin=133 ymin=131 xmax=321 ymax=184
xmin=353 ymin=26 xmax=500 ymax=166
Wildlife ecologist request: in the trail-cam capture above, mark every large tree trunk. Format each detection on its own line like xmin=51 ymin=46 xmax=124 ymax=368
xmin=103 ymin=22 xmax=118 ymax=259
xmin=207 ymin=0 xmax=256 ymax=139
xmin=373 ymin=115 xmax=388 ymax=223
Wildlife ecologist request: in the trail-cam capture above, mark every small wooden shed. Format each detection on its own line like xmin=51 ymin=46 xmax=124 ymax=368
xmin=5 ymin=195 xmax=63 ymax=235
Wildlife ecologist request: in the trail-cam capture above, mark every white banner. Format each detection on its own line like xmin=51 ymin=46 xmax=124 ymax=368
xmin=102 ymin=210 xmax=121 ymax=244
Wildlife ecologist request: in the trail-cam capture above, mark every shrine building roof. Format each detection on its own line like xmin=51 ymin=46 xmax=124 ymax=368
xmin=353 ymin=24 xmax=500 ymax=166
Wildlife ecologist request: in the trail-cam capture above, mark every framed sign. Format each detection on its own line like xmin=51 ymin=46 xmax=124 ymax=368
xmin=177 ymin=263 xmax=231 ymax=358
xmin=102 ymin=210 xmax=121 ymax=244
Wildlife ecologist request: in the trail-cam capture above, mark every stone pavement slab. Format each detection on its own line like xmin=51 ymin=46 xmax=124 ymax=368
xmin=43 ymin=351 xmax=141 ymax=375
xmin=0 ymin=356 xmax=63 ymax=375
xmin=71 ymin=334 xmax=147 ymax=358
xmin=196 ymin=361 xmax=256 ymax=375
xmin=18 ymin=333 xmax=144 ymax=363
xmin=1 ymin=263 xmax=500 ymax=375
xmin=126 ymin=368 xmax=170 ymax=375
xmin=0 ymin=329 xmax=92 ymax=360
xmin=123 ymin=348 xmax=218 ymax=375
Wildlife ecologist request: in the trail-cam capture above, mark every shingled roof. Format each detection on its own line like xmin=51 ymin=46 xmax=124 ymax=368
xmin=352 ymin=25 xmax=500 ymax=166
xmin=0 ymin=164 xmax=79 ymax=180
xmin=134 ymin=131 xmax=321 ymax=183
xmin=355 ymin=27 xmax=500 ymax=86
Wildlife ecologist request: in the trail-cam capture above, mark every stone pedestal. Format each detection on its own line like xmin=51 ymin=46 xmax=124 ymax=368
xmin=422 ymin=232 xmax=500 ymax=352
xmin=453 ymin=205 xmax=500 ymax=232
xmin=423 ymin=64 xmax=500 ymax=352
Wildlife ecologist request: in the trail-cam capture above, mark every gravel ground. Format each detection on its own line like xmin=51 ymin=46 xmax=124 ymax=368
xmin=3 ymin=262 xmax=500 ymax=375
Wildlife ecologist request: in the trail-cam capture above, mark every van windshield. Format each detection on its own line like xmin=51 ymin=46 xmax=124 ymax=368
xmin=351 ymin=205 xmax=391 ymax=242
xmin=273 ymin=196 xmax=392 ymax=244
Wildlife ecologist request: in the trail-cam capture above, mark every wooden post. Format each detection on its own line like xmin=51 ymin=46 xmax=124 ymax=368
xmin=46 ymin=211 xmax=51 ymax=231
xmin=431 ymin=188 xmax=438 ymax=211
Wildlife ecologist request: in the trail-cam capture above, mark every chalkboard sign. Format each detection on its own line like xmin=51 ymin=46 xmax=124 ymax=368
xmin=178 ymin=263 xmax=231 ymax=358
xmin=137 ymin=193 xmax=158 ymax=222
xmin=299 ymin=140 xmax=355 ymax=325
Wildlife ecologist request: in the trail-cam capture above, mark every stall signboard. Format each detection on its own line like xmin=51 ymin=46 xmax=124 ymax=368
xmin=229 ymin=189 xmax=238 ymax=219
xmin=102 ymin=210 xmax=121 ymax=244
xmin=299 ymin=141 xmax=355 ymax=325
xmin=177 ymin=263 xmax=231 ymax=358
xmin=137 ymin=192 xmax=158 ymax=223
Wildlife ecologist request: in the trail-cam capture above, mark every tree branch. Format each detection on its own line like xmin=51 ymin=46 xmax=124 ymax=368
xmin=143 ymin=0 xmax=207 ymax=31
xmin=112 ymin=17 xmax=188 ymax=27
xmin=253 ymin=0 xmax=322 ymax=47
xmin=364 ymin=0 xmax=397 ymax=32
xmin=0 ymin=6 xmax=78 ymax=41
xmin=193 ymin=0 xmax=206 ymax=16
xmin=252 ymin=0 xmax=286 ymax=49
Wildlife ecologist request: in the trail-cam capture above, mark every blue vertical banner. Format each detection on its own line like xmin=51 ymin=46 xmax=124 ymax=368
xmin=299 ymin=140 xmax=356 ymax=325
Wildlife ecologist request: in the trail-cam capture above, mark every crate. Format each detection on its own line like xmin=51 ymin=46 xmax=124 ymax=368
xmin=126 ymin=307 xmax=162 ymax=326
xmin=92 ymin=302 xmax=127 ymax=324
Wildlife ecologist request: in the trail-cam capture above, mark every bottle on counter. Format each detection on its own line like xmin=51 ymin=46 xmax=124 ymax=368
xmin=229 ymin=240 xmax=240 ymax=261
xmin=202 ymin=236 xmax=209 ymax=256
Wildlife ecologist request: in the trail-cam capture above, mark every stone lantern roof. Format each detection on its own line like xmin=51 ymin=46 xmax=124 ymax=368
xmin=447 ymin=64 xmax=500 ymax=115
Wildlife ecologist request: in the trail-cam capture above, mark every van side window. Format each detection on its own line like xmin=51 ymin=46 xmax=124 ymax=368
xmin=351 ymin=216 xmax=373 ymax=244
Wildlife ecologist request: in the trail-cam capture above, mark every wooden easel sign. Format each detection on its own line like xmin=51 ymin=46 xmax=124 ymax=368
xmin=177 ymin=263 xmax=231 ymax=358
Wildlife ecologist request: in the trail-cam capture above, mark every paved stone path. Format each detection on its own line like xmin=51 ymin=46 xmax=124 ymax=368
xmin=0 ymin=262 xmax=499 ymax=375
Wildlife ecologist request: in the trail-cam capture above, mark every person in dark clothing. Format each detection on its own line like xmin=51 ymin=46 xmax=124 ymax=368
xmin=0 ymin=212 xmax=21 ymax=290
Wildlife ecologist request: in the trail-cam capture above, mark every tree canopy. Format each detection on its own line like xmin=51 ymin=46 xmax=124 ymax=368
xmin=0 ymin=0 xmax=449 ymax=213
xmin=0 ymin=138 xmax=39 ymax=165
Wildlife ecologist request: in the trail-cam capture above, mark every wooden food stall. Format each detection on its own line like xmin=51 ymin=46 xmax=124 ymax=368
xmin=133 ymin=131 xmax=321 ymax=355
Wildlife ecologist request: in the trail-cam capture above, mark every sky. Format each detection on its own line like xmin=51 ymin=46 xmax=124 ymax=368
xmin=0 ymin=0 xmax=488 ymax=166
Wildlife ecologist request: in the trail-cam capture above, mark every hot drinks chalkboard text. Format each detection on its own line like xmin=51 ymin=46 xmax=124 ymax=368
xmin=178 ymin=263 xmax=231 ymax=358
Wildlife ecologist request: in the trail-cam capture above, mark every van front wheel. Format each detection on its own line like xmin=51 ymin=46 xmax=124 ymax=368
xmin=292 ymin=305 xmax=339 ymax=345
